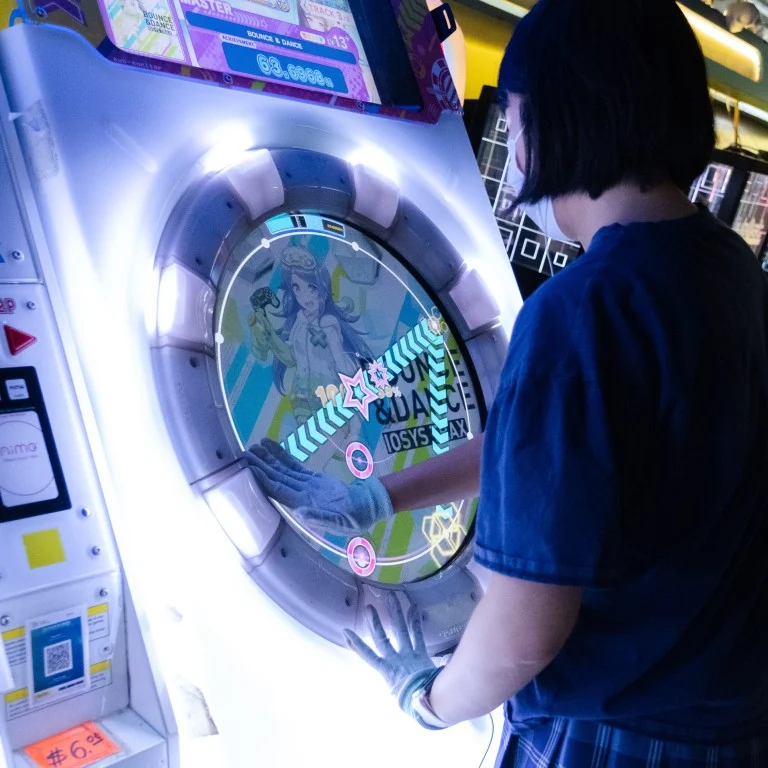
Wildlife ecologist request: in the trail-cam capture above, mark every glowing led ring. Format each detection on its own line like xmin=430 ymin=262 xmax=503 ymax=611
xmin=345 ymin=441 xmax=374 ymax=480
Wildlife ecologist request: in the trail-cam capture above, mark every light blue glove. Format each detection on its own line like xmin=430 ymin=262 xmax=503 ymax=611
xmin=344 ymin=594 xmax=445 ymax=730
xmin=246 ymin=439 xmax=394 ymax=534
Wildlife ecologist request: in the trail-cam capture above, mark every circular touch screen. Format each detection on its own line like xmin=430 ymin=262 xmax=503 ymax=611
xmin=215 ymin=212 xmax=483 ymax=584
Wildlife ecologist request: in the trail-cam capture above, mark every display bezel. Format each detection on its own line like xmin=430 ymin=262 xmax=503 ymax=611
xmin=151 ymin=146 xmax=507 ymax=649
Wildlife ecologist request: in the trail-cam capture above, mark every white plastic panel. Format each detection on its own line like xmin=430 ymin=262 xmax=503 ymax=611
xmin=0 ymin=285 xmax=120 ymax=600
xmin=352 ymin=163 xmax=400 ymax=229
xmin=1 ymin=572 xmax=128 ymax=750
xmin=0 ymin=131 xmax=38 ymax=284
xmin=449 ymin=269 xmax=501 ymax=333
xmin=223 ymin=149 xmax=284 ymax=221
xmin=156 ymin=262 xmax=215 ymax=349
xmin=203 ymin=466 xmax=281 ymax=565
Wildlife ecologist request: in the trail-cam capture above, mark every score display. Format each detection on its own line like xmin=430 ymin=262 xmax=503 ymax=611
xmin=216 ymin=213 xmax=482 ymax=584
xmin=98 ymin=0 xmax=381 ymax=103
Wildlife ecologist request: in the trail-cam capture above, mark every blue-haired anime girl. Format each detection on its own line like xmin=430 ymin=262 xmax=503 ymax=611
xmin=249 ymin=235 xmax=371 ymax=425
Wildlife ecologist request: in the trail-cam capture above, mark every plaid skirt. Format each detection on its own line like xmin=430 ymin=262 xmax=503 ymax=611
xmin=495 ymin=719 xmax=768 ymax=768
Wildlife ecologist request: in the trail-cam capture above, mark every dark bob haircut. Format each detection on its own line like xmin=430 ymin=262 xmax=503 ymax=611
xmin=498 ymin=0 xmax=716 ymax=203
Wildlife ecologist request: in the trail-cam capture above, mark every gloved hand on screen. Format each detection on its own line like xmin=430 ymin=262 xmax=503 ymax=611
xmin=344 ymin=593 xmax=447 ymax=730
xmin=246 ymin=438 xmax=395 ymax=534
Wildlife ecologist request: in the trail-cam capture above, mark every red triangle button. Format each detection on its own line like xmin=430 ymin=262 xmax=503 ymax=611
xmin=4 ymin=325 xmax=37 ymax=356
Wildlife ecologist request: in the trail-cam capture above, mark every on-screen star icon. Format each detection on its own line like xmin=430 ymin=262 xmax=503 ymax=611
xmin=340 ymin=369 xmax=378 ymax=421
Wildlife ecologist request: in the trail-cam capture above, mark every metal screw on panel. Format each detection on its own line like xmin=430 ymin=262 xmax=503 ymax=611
xmin=99 ymin=588 xmax=109 ymax=598
xmin=34 ymin=7 xmax=46 ymax=17
xmin=91 ymin=546 xmax=102 ymax=556
xmin=0 ymin=616 xmax=9 ymax=627
xmin=26 ymin=301 xmax=36 ymax=310
xmin=10 ymin=250 xmax=24 ymax=261
xmin=80 ymin=507 xmax=92 ymax=518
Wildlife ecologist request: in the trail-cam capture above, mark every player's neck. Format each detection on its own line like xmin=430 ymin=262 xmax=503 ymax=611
xmin=556 ymin=182 xmax=698 ymax=249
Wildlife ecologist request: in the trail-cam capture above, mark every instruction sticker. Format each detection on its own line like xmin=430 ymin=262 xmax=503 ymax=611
xmin=27 ymin=607 xmax=89 ymax=709
xmin=23 ymin=721 xmax=121 ymax=768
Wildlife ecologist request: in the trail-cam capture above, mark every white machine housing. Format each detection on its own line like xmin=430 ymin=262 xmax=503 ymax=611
xmin=0 ymin=15 xmax=520 ymax=767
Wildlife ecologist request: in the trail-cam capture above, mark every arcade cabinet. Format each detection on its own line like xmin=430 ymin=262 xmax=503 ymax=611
xmin=0 ymin=0 xmax=521 ymax=764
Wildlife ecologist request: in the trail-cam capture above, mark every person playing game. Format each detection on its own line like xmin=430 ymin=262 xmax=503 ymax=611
xmin=247 ymin=0 xmax=768 ymax=764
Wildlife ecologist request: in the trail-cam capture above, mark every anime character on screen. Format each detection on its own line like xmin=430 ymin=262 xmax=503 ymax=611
xmin=249 ymin=235 xmax=372 ymax=425
xmin=298 ymin=0 xmax=347 ymax=32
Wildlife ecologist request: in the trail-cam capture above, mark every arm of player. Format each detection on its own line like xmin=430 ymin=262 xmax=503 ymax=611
xmin=381 ymin=433 xmax=483 ymax=513
xmin=428 ymin=569 xmax=582 ymax=724
xmin=246 ymin=430 xmax=483 ymax=532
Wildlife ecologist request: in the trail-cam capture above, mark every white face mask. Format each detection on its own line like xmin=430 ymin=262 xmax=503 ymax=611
xmin=506 ymin=129 xmax=571 ymax=243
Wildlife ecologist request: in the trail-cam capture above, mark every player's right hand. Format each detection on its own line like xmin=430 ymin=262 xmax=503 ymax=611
xmin=245 ymin=439 xmax=395 ymax=534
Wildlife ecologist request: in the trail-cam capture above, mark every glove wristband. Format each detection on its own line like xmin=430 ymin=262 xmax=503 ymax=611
xmin=348 ymin=476 xmax=395 ymax=530
xmin=398 ymin=668 xmax=449 ymax=731
xmin=412 ymin=685 xmax=450 ymax=730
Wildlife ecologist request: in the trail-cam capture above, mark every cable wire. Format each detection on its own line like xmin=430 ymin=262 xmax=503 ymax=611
xmin=478 ymin=713 xmax=496 ymax=768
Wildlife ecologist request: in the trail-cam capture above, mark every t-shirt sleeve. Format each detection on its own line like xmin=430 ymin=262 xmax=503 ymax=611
xmin=475 ymin=370 xmax=627 ymax=587
xmin=474 ymin=261 xmax=659 ymax=587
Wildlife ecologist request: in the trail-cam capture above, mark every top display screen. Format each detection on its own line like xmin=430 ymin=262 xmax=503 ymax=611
xmin=215 ymin=213 xmax=482 ymax=584
xmin=98 ymin=0 xmax=381 ymax=103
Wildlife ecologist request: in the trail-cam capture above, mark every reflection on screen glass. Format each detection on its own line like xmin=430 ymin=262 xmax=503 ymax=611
xmin=215 ymin=213 xmax=482 ymax=584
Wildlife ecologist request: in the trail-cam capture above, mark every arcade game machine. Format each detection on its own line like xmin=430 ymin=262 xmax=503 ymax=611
xmin=689 ymin=149 xmax=768 ymax=265
xmin=0 ymin=0 xmax=520 ymax=764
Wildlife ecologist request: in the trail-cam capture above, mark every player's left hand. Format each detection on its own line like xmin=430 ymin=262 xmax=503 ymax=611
xmin=344 ymin=593 xmax=446 ymax=730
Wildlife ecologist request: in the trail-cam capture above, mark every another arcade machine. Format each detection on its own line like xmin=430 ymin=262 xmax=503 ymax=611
xmin=0 ymin=0 xmax=520 ymax=765
xmin=689 ymin=151 xmax=768 ymax=262
xmin=466 ymin=84 xmax=768 ymax=298
xmin=465 ymin=86 xmax=582 ymax=300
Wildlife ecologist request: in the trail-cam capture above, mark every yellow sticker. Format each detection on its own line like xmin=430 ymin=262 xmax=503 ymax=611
xmin=87 ymin=604 xmax=108 ymax=616
xmin=89 ymin=660 xmax=111 ymax=675
xmin=1 ymin=627 xmax=24 ymax=642
xmin=0 ymin=0 xmax=18 ymax=30
xmin=22 ymin=529 xmax=66 ymax=570
xmin=4 ymin=688 xmax=27 ymax=704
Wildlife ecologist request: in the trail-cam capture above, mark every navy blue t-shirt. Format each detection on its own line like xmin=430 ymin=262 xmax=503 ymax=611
xmin=475 ymin=208 xmax=768 ymax=742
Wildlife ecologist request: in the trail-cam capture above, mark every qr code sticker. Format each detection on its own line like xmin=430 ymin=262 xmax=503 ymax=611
xmin=44 ymin=639 xmax=73 ymax=677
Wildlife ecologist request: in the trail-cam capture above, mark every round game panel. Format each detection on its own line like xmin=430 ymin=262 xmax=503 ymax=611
xmin=215 ymin=213 xmax=482 ymax=584
xmin=151 ymin=148 xmax=507 ymax=649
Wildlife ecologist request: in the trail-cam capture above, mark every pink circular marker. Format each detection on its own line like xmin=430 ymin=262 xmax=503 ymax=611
xmin=345 ymin=442 xmax=374 ymax=480
xmin=347 ymin=537 xmax=376 ymax=577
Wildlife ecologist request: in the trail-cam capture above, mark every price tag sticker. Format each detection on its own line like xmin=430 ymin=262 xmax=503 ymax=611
xmin=23 ymin=721 xmax=120 ymax=768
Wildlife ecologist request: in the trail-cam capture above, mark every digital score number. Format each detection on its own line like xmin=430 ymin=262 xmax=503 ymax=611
xmin=23 ymin=722 xmax=121 ymax=768
xmin=255 ymin=53 xmax=335 ymax=89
